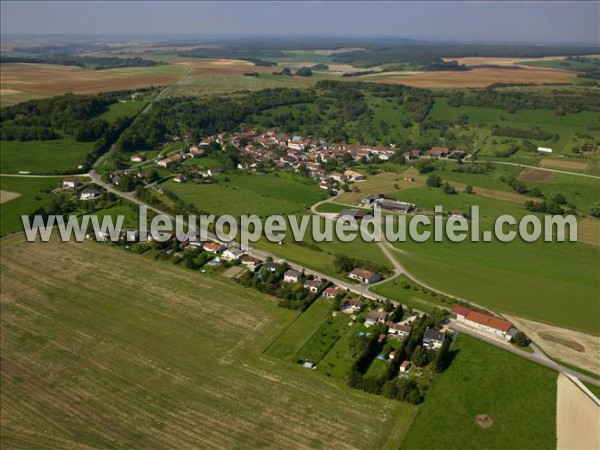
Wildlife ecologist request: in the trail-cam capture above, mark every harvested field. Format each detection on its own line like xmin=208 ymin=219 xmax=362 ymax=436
xmin=374 ymin=67 xmax=577 ymax=88
xmin=0 ymin=237 xmax=415 ymax=449
xmin=519 ymin=168 xmax=555 ymax=182
xmin=178 ymin=59 xmax=272 ymax=76
xmin=0 ymin=63 xmax=186 ymax=105
xmin=541 ymin=158 xmax=590 ymax=171
xmin=442 ymin=56 xmax=571 ymax=67
xmin=336 ymin=169 xmax=422 ymax=204
xmin=505 ymin=315 xmax=600 ymax=376
xmin=0 ymin=190 xmax=21 ymax=204
xmin=557 ymin=373 xmax=600 ymax=450
xmin=577 ymin=218 xmax=600 ymax=247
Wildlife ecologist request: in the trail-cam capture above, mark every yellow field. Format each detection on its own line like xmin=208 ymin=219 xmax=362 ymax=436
xmin=577 ymin=218 xmax=600 ymax=247
xmin=540 ymin=158 xmax=590 ymax=171
xmin=0 ymin=237 xmax=416 ymax=448
xmin=0 ymin=190 xmax=21 ymax=204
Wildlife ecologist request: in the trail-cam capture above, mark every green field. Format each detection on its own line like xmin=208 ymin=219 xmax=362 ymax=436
xmin=1 ymin=237 xmax=416 ymax=449
xmin=98 ymin=100 xmax=147 ymax=121
xmin=402 ymin=334 xmax=557 ymax=449
xmin=0 ymin=176 xmax=65 ymax=235
xmin=164 ymin=172 xmax=328 ymax=217
xmin=264 ymin=297 xmax=332 ymax=360
xmin=0 ymin=135 xmax=94 ymax=174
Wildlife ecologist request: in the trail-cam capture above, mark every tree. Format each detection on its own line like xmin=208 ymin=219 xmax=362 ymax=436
xmin=411 ymin=345 xmax=427 ymax=367
xmin=590 ymin=202 xmax=600 ymax=218
xmin=552 ymin=193 xmax=567 ymax=205
xmin=434 ymin=337 xmax=451 ymax=373
xmin=442 ymin=181 xmax=457 ymax=194
xmin=415 ymin=159 xmax=435 ymax=174
xmin=513 ymin=331 xmax=530 ymax=347
xmin=465 ymin=184 xmax=474 ymax=194
xmin=390 ymin=304 xmax=404 ymax=322
xmin=426 ymin=174 xmax=443 ymax=188
xmin=296 ymin=67 xmax=313 ymax=77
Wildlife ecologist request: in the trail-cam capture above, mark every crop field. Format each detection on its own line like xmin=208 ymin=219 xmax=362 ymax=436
xmin=0 ymin=135 xmax=94 ymax=174
xmin=372 ymin=66 xmax=577 ymax=88
xmin=401 ymin=334 xmax=557 ymax=450
xmin=165 ymin=172 xmax=327 ymax=217
xmin=540 ymin=158 xmax=590 ymax=171
xmin=0 ymin=63 xmax=186 ymax=105
xmin=265 ymin=298 xmax=332 ymax=360
xmin=0 ymin=237 xmax=417 ymax=449
xmin=336 ymin=170 xmax=423 ymax=205
xmin=0 ymin=176 xmax=65 ymax=235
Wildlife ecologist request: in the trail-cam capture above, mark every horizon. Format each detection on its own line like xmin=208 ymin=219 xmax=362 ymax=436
xmin=1 ymin=1 xmax=598 ymax=45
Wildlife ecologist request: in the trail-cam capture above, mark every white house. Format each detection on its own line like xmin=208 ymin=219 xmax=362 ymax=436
xmin=130 ymin=153 xmax=146 ymax=163
xmin=80 ymin=189 xmax=100 ymax=200
xmin=283 ymin=269 xmax=302 ymax=283
xmin=365 ymin=311 xmax=387 ymax=326
xmin=62 ymin=178 xmax=80 ymax=188
xmin=303 ymin=278 xmax=324 ymax=293
xmin=349 ymin=268 xmax=382 ymax=284
xmin=222 ymin=248 xmax=244 ymax=261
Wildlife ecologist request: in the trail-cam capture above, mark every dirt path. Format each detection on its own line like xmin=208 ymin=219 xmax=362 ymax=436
xmin=557 ymin=373 xmax=600 ymax=450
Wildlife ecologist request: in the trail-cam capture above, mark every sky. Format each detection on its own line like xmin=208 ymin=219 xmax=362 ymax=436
xmin=1 ymin=1 xmax=598 ymax=44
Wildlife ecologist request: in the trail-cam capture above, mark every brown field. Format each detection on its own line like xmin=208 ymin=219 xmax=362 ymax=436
xmin=577 ymin=218 xmax=600 ymax=247
xmin=177 ymin=59 xmax=272 ymax=76
xmin=0 ymin=190 xmax=21 ymax=204
xmin=519 ymin=168 xmax=555 ymax=182
xmin=0 ymin=237 xmax=415 ymax=449
xmin=505 ymin=315 xmax=600 ymax=376
xmin=556 ymin=373 xmax=600 ymax=450
xmin=442 ymin=56 xmax=572 ymax=67
xmin=374 ymin=66 xmax=577 ymax=88
xmin=0 ymin=63 xmax=186 ymax=105
xmin=540 ymin=158 xmax=590 ymax=171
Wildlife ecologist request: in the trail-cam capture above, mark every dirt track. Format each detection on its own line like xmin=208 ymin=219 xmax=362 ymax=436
xmin=557 ymin=373 xmax=600 ymax=450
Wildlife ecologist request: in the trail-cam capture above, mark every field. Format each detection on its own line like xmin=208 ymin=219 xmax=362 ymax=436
xmin=556 ymin=374 xmax=600 ymax=450
xmin=0 ymin=237 xmax=416 ymax=449
xmin=164 ymin=172 xmax=328 ymax=217
xmin=97 ymin=100 xmax=147 ymax=121
xmin=540 ymin=158 xmax=589 ymax=171
xmin=401 ymin=334 xmax=557 ymax=449
xmin=1 ymin=63 xmax=186 ymax=105
xmin=0 ymin=135 xmax=94 ymax=174
xmin=372 ymin=66 xmax=577 ymax=88
xmin=0 ymin=190 xmax=21 ymax=204
xmin=0 ymin=176 xmax=65 ymax=235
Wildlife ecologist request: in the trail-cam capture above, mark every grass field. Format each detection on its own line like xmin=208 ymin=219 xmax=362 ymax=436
xmin=0 ymin=176 xmax=65 ymax=235
xmin=165 ymin=172 xmax=327 ymax=217
xmin=264 ymin=297 xmax=332 ymax=361
xmin=1 ymin=237 xmax=416 ymax=449
xmin=97 ymin=100 xmax=147 ymax=121
xmin=0 ymin=135 xmax=94 ymax=174
xmin=402 ymin=334 xmax=557 ymax=449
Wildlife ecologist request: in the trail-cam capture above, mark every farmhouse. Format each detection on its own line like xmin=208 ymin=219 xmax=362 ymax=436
xmin=323 ymin=287 xmax=343 ymax=299
xmin=452 ymin=306 xmax=516 ymax=340
xmin=303 ymin=278 xmax=324 ymax=293
xmin=344 ymin=169 xmax=366 ymax=182
xmin=62 ymin=177 xmax=80 ymax=188
xmin=423 ymin=328 xmax=445 ymax=349
xmin=386 ymin=322 xmax=411 ymax=338
xmin=203 ymin=242 xmax=225 ymax=253
xmin=80 ymin=189 xmax=100 ymax=200
xmin=283 ymin=269 xmax=302 ymax=283
xmin=349 ymin=268 xmax=382 ymax=284
xmin=365 ymin=311 xmax=387 ymax=326
xmin=340 ymin=299 xmax=364 ymax=313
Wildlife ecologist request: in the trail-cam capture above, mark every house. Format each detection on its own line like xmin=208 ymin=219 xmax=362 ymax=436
xmin=125 ymin=230 xmax=139 ymax=242
xmin=222 ymin=248 xmax=244 ymax=261
xmin=202 ymin=242 xmax=225 ymax=253
xmin=386 ymin=322 xmax=411 ymax=338
xmin=323 ymin=287 xmax=343 ymax=299
xmin=365 ymin=311 xmax=387 ymax=326
xmin=423 ymin=328 xmax=445 ymax=349
xmin=62 ymin=177 xmax=80 ymax=188
xmin=340 ymin=299 xmax=364 ymax=313
xmin=173 ymin=174 xmax=185 ymax=183
xmin=283 ymin=269 xmax=302 ymax=283
xmin=448 ymin=210 xmax=465 ymax=219
xmin=303 ymin=278 xmax=324 ymax=293
xmin=399 ymin=360 xmax=411 ymax=373
xmin=426 ymin=147 xmax=450 ymax=159
xmin=80 ymin=189 xmax=100 ymax=200
xmin=349 ymin=268 xmax=382 ymax=284
xmin=208 ymin=168 xmax=223 ymax=177
xmin=130 ymin=153 xmax=146 ymax=163
xmin=319 ymin=180 xmax=329 ymax=190
xmin=240 ymin=255 xmax=261 ymax=271
xmin=262 ymin=262 xmax=280 ymax=273
xmin=156 ymin=153 xmax=183 ymax=168
xmin=344 ymin=169 xmax=366 ymax=182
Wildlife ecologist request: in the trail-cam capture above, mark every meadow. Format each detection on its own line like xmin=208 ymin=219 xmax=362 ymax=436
xmin=0 ymin=237 xmax=416 ymax=449
xmin=401 ymin=334 xmax=557 ymax=449
xmin=0 ymin=176 xmax=65 ymax=235
xmin=97 ymin=100 xmax=147 ymax=121
xmin=0 ymin=135 xmax=94 ymax=174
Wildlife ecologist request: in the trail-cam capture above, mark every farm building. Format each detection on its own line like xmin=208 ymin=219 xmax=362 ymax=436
xmin=349 ymin=268 xmax=382 ymax=284
xmin=373 ymin=198 xmax=415 ymax=214
xmin=452 ymin=306 xmax=516 ymax=341
xmin=339 ymin=209 xmax=372 ymax=221
xmin=537 ymin=147 xmax=553 ymax=153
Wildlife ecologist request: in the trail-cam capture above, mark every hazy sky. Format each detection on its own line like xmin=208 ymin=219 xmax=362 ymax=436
xmin=1 ymin=1 xmax=598 ymax=44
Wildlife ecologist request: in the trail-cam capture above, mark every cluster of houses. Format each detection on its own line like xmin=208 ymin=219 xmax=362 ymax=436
xmin=450 ymin=305 xmax=518 ymax=341
xmin=62 ymin=178 xmax=100 ymax=201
